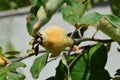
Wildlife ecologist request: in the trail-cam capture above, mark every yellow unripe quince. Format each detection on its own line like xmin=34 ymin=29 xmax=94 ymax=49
xmin=0 ymin=56 xmax=7 ymax=66
xmin=41 ymin=26 xmax=74 ymax=57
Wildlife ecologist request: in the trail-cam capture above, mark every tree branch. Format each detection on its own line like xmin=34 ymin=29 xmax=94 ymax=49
xmin=68 ymin=50 xmax=84 ymax=68
xmin=12 ymin=50 xmax=47 ymax=62
xmin=11 ymin=37 xmax=113 ymax=62
xmin=68 ymin=28 xmax=78 ymax=55
xmin=75 ymin=37 xmax=114 ymax=44
xmin=11 ymin=43 xmax=96 ymax=62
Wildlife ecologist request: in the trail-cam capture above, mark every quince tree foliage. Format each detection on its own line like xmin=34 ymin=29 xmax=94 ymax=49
xmin=1 ymin=0 xmax=120 ymax=80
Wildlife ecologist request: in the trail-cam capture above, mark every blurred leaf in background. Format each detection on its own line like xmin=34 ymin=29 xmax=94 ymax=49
xmin=0 ymin=62 xmax=26 ymax=80
xmin=0 ymin=0 xmax=31 ymax=11
xmin=110 ymin=0 xmax=120 ymax=18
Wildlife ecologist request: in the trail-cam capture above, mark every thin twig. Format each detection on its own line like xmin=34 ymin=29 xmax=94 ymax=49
xmin=67 ymin=28 xmax=78 ymax=56
xmin=68 ymin=50 xmax=84 ymax=68
xmin=78 ymin=28 xmax=83 ymax=38
xmin=68 ymin=43 xmax=97 ymax=68
xmin=76 ymin=37 xmax=114 ymax=44
xmin=92 ymin=30 xmax=98 ymax=38
xmin=47 ymin=58 xmax=57 ymax=63
xmin=70 ymin=29 xmax=78 ymax=38
xmin=68 ymin=38 xmax=113 ymax=67
xmin=67 ymin=28 xmax=78 ymax=63
xmin=79 ymin=43 xmax=97 ymax=50
xmin=12 ymin=50 xmax=47 ymax=62
xmin=47 ymin=56 xmax=60 ymax=63
xmin=63 ymin=43 xmax=97 ymax=53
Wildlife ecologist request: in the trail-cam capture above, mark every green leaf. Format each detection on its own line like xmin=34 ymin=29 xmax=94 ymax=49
xmin=0 ymin=67 xmax=6 ymax=80
xmin=8 ymin=62 xmax=26 ymax=72
xmin=30 ymin=53 xmax=48 ymax=79
xmin=0 ymin=67 xmax=6 ymax=73
xmin=61 ymin=54 xmax=68 ymax=67
xmin=80 ymin=12 xmax=120 ymax=32
xmin=110 ymin=0 xmax=120 ymax=18
xmin=29 ymin=39 xmax=34 ymax=45
xmin=6 ymin=56 xmax=17 ymax=59
xmin=0 ymin=47 xmax=2 ymax=53
xmin=96 ymin=15 xmax=120 ymax=43
xmin=0 ymin=0 xmax=31 ymax=11
xmin=26 ymin=13 xmax=37 ymax=34
xmin=70 ymin=54 xmax=90 ymax=80
xmin=82 ymin=12 xmax=120 ymax=43
xmin=54 ymin=60 xmax=67 ymax=80
xmin=46 ymin=76 xmax=55 ymax=80
xmin=27 ymin=0 xmax=64 ymax=34
xmin=89 ymin=69 xmax=110 ymax=80
xmin=8 ymin=72 xmax=25 ymax=80
xmin=62 ymin=1 xmax=85 ymax=26
xmin=54 ymin=43 xmax=110 ymax=80
xmin=0 ymin=47 xmax=3 ymax=55
xmin=27 ymin=0 xmax=47 ymax=33
xmin=27 ymin=49 xmax=35 ymax=54
xmin=88 ymin=43 xmax=111 ymax=80
xmin=80 ymin=12 xmax=103 ymax=25
xmin=55 ymin=53 xmax=89 ymax=80
xmin=106 ymin=43 xmax=111 ymax=52
xmin=105 ymin=14 xmax=120 ymax=27
xmin=64 ymin=0 xmax=72 ymax=5
xmin=61 ymin=53 xmax=72 ymax=80
xmin=0 ymin=62 xmax=26 ymax=80
xmin=8 ymin=62 xmax=26 ymax=80
xmin=30 ymin=0 xmax=46 ymax=7
xmin=89 ymin=43 xmax=107 ymax=69
xmin=5 ymin=51 xmax=20 ymax=55
xmin=0 ymin=73 xmax=6 ymax=80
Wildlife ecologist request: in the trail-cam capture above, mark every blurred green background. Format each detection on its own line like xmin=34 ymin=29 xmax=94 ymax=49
xmin=0 ymin=0 xmax=31 ymax=11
